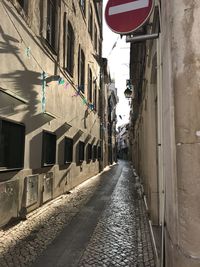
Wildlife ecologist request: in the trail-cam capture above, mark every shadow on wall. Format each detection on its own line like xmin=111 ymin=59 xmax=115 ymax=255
xmin=2 ymin=0 xmax=55 ymax=62
xmin=0 ymin=23 xmax=55 ymax=136
xmin=29 ymin=132 xmax=42 ymax=169
xmin=55 ymin=123 xmax=72 ymax=140
xmin=57 ymin=137 xmax=65 ymax=166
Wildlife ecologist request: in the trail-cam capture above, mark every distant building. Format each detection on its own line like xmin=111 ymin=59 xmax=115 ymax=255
xmin=101 ymin=59 xmax=118 ymax=167
xmin=117 ymin=123 xmax=129 ymax=160
xmin=108 ymin=82 xmax=118 ymax=164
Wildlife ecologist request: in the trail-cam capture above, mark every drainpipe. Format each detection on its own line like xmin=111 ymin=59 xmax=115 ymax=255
xmin=156 ymin=1 xmax=165 ymax=266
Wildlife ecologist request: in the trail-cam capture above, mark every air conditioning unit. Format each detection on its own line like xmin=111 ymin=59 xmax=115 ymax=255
xmin=43 ymin=172 xmax=53 ymax=203
xmin=0 ymin=180 xmax=19 ymax=228
xmin=24 ymin=175 xmax=39 ymax=208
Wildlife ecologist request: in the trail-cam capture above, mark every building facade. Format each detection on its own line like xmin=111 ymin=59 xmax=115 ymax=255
xmin=101 ymin=59 xmax=118 ymax=168
xmin=128 ymin=0 xmax=200 ymax=266
xmin=107 ymin=82 xmax=118 ymax=164
xmin=117 ymin=123 xmax=129 ymax=160
xmin=0 ymin=0 xmax=103 ymax=227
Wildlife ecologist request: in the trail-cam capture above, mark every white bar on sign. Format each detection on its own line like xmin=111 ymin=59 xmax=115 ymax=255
xmin=109 ymin=0 xmax=149 ymax=16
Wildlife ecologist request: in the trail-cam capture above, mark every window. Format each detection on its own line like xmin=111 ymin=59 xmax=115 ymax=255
xmin=88 ymin=4 xmax=93 ymax=39
xmin=98 ymin=146 xmax=101 ymax=160
xmin=64 ymin=137 xmax=73 ymax=163
xmin=98 ymin=39 xmax=102 ymax=57
xmin=92 ymin=145 xmax=97 ymax=161
xmin=94 ymin=82 xmax=97 ymax=111
xmin=46 ymin=0 xmax=58 ymax=51
xmin=0 ymin=119 xmax=25 ymax=170
xmin=94 ymin=24 xmax=97 ymax=51
xmin=79 ymin=0 xmax=86 ymax=15
xmin=42 ymin=131 xmax=56 ymax=166
xmin=65 ymin=19 xmax=74 ymax=76
xmin=88 ymin=66 xmax=93 ymax=102
xmin=78 ymin=47 xmax=85 ymax=93
xmin=17 ymin=0 xmax=28 ymax=13
xmin=87 ymin=143 xmax=92 ymax=161
xmin=78 ymin=141 xmax=85 ymax=163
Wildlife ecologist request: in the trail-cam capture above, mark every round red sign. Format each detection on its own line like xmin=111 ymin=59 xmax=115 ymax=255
xmin=105 ymin=0 xmax=154 ymax=34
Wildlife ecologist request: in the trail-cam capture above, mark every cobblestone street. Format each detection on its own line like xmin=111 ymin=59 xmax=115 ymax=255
xmin=0 ymin=161 xmax=155 ymax=267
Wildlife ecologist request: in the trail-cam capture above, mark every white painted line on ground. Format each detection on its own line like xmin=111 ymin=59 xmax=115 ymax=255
xmin=109 ymin=0 xmax=149 ymax=16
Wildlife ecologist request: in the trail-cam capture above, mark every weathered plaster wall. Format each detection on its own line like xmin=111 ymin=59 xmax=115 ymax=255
xmin=162 ymin=0 xmax=200 ymax=266
xmin=0 ymin=0 xmax=102 ymax=225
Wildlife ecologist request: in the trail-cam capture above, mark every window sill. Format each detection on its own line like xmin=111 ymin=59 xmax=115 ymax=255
xmin=0 ymin=88 xmax=28 ymax=104
xmin=42 ymin=163 xmax=55 ymax=167
xmin=42 ymin=111 xmax=57 ymax=120
xmin=0 ymin=167 xmax=23 ymax=172
xmin=64 ymin=161 xmax=72 ymax=164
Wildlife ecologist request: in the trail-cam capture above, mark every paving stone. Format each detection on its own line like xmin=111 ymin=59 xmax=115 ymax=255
xmin=78 ymin=164 xmax=156 ymax=267
xmin=0 ymin=162 xmax=156 ymax=267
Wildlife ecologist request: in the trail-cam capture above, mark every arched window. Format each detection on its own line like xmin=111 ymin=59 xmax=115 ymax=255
xmin=88 ymin=4 xmax=93 ymax=39
xmin=79 ymin=0 xmax=86 ymax=16
xmin=78 ymin=47 xmax=85 ymax=93
xmin=46 ymin=0 xmax=58 ymax=51
xmin=65 ymin=19 xmax=74 ymax=76
xmin=88 ymin=66 xmax=93 ymax=102
xmin=94 ymin=82 xmax=97 ymax=111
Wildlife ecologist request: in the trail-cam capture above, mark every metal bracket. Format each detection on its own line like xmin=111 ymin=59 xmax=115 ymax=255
xmin=126 ymin=33 xmax=159 ymax=43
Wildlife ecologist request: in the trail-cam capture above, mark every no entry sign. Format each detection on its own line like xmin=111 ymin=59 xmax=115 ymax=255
xmin=105 ymin=0 xmax=154 ymax=34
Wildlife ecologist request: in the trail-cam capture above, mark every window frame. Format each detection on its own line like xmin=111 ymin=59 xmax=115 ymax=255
xmin=64 ymin=137 xmax=73 ymax=164
xmin=98 ymin=39 xmax=102 ymax=57
xmin=64 ymin=17 xmax=75 ymax=77
xmin=46 ymin=0 xmax=58 ymax=52
xmin=78 ymin=47 xmax=85 ymax=93
xmin=17 ymin=0 xmax=28 ymax=14
xmin=42 ymin=130 xmax=57 ymax=167
xmin=78 ymin=141 xmax=85 ymax=163
xmin=94 ymin=82 xmax=97 ymax=111
xmin=88 ymin=66 xmax=93 ymax=102
xmin=98 ymin=146 xmax=101 ymax=160
xmin=94 ymin=24 xmax=97 ymax=51
xmin=79 ymin=0 xmax=86 ymax=16
xmin=87 ymin=143 xmax=92 ymax=162
xmin=88 ymin=4 xmax=93 ymax=40
xmin=0 ymin=119 xmax=25 ymax=171
xmin=92 ymin=145 xmax=97 ymax=162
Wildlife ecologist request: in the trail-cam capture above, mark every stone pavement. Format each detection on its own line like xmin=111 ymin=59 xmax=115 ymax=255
xmin=78 ymin=164 xmax=155 ymax=267
xmin=0 ymin=161 xmax=155 ymax=267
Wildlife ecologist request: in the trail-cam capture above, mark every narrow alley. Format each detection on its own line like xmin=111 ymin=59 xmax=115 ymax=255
xmin=0 ymin=161 xmax=155 ymax=267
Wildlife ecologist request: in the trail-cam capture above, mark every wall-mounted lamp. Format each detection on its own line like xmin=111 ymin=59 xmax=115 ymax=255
xmin=124 ymin=87 xmax=132 ymax=99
